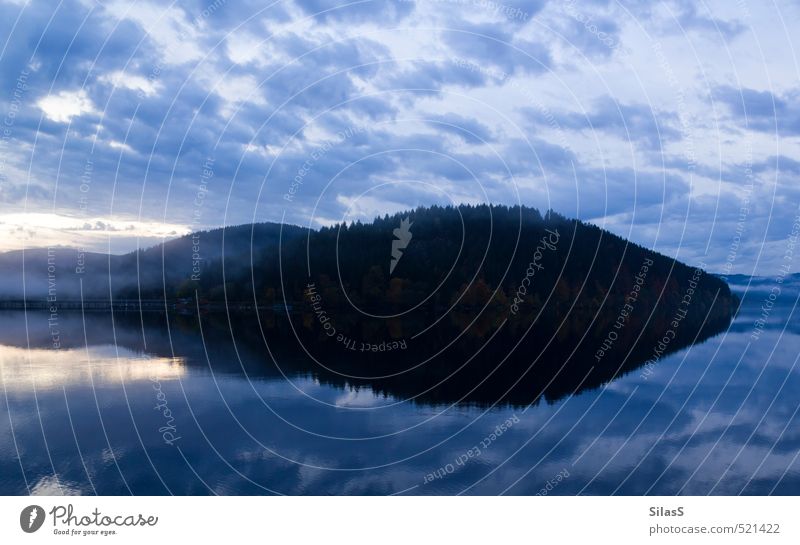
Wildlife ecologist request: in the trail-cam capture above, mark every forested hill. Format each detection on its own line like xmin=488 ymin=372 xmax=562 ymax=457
xmin=189 ymin=205 xmax=735 ymax=326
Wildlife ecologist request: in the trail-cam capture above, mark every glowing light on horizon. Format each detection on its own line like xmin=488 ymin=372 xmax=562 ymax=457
xmin=0 ymin=212 xmax=191 ymax=253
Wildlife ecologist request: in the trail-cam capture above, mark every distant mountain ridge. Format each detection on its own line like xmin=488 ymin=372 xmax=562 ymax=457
xmin=0 ymin=222 xmax=308 ymax=300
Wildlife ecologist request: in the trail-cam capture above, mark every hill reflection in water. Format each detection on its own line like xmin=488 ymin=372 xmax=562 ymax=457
xmin=0 ymin=302 xmax=732 ymax=408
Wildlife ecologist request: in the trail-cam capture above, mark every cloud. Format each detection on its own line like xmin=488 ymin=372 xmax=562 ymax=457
xmin=425 ymin=112 xmax=494 ymax=144
xmin=671 ymin=0 xmax=746 ymax=40
xmin=37 ymin=89 xmax=96 ymax=123
xmin=0 ymin=0 xmax=796 ymax=275
xmin=294 ymin=0 xmax=415 ymax=23
xmin=618 ymin=0 xmax=746 ymax=41
xmin=99 ymin=1 xmax=207 ymax=65
xmin=100 ymin=70 xmax=161 ymax=97
xmin=382 ymin=60 xmax=489 ymax=96
xmin=716 ymin=85 xmax=800 ymax=135
xmin=546 ymin=0 xmax=630 ymax=60
xmin=443 ymin=21 xmax=551 ymax=76
xmin=522 ymin=97 xmax=683 ymax=150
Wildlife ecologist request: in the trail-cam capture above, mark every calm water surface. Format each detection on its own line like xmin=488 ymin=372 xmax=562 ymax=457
xmin=1 ymin=279 xmax=799 ymax=495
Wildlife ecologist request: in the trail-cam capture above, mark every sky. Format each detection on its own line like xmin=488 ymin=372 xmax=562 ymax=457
xmin=0 ymin=0 xmax=799 ymax=275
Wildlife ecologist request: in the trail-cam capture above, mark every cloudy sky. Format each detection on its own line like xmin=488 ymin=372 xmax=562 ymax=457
xmin=0 ymin=0 xmax=798 ymax=275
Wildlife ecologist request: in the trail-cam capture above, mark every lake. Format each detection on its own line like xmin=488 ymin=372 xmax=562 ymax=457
xmin=1 ymin=277 xmax=798 ymax=495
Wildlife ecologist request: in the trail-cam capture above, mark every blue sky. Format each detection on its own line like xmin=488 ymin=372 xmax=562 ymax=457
xmin=0 ymin=0 xmax=799 ymax=275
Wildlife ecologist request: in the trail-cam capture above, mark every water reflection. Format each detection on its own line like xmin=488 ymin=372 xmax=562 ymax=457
xmin=0 ymin=282 xmax=798 ymax=495
xmin=0 ymin=299 xmax=732 ymax=408
xmin=0 ymin=345 xmax=185 ymax=391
